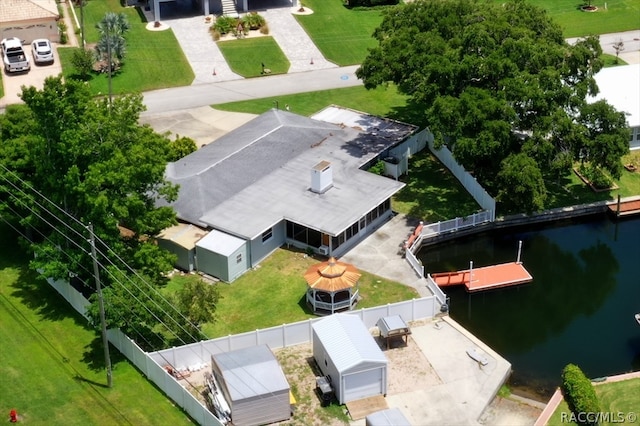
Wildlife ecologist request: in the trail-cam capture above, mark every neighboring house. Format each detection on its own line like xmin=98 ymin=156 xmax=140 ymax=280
xmin=0 ymin=0 xmax=60 ymax=43
xmin=590 ymin=64 xmax=640 ymax=150
xmin=161 ymin=107 xmax=419 ymax=282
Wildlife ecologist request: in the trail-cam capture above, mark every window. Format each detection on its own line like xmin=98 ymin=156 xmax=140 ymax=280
xmin=261 ymin=228 xmax=273 ymax=243
xmin=236 ymin=253 xmax=242 ymax=264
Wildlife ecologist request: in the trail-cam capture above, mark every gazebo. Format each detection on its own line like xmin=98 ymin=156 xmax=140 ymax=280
xmin=304 ymin=257 xmax=361 ymax=315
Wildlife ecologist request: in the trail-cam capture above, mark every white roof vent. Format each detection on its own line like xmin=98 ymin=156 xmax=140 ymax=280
xmin=310 ymin=161 xmax=332 ymax=194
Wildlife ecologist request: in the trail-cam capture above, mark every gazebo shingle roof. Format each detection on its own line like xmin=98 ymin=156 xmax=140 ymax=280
xmin=304 ymin=257 xmax=361 ymax=292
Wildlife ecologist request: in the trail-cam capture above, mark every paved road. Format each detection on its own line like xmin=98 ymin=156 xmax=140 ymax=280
xmin=142 ymin=64 xmax=362 ymax=114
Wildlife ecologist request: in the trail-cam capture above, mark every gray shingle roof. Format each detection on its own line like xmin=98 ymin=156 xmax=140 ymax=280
xmin=165 ymin=108 xmax=414 ymax=238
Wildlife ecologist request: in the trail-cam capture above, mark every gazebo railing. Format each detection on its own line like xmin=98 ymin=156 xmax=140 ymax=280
xmin=307 ymin=289 xmax=359 ymax=313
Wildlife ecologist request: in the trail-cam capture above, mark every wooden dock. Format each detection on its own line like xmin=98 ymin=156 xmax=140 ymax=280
xmin=431 ymin=262 xmax=533 ymax=293
xmin=608 ymin=199 xmax=640 ymax=217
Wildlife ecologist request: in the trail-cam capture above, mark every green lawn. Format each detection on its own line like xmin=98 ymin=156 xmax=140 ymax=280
xmin=0 ymin=225 xmax=193 ymax=425
xmin=295 ymin=0 xmax=385 ymax=65
xmin=59 ymin=0 xmax=194 ymax=95
xmin=392 ymin=150 xmax=482 ymax=221
xmin=217 ymin=37 xmax=290 ymax=77
xmin=169 ymin=248 xmax=418 ymax=338
xmin=498 ymin=0 xmax=640 ymax=37
xmin=547 ymin=378 xmax=640 ymax=425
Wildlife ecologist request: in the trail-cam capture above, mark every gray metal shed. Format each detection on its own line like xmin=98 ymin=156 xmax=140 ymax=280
xmin=157 ymin=223 xmax=207 ymax=272
xmin=312 ymin=314 xmax=388 ymax=404
xmin=195 ymin=229 xmax=248 ymax=282
xmin=210 ymin=344 xmax=290 ymax=426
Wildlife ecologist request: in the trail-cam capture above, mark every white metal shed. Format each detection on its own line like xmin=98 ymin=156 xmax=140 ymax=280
xmin=312 ymin=314 xmax=388 ymax=404
xmin=210 ymin=344 xmax=291 ymax=426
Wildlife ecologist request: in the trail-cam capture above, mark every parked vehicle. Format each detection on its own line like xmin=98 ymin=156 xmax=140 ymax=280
xmin=1 ymin=37 xmax=30 ymax=73
xmin=31 ymin=39 xmax=54 ymax=64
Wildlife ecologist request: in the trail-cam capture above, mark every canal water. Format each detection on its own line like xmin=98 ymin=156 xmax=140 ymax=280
xmin=418 ymin=214 xmax=640 ymax=399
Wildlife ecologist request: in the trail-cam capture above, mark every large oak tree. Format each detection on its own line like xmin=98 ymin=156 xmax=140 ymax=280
xmin=356 ymin=0 xmax=630 ymax=212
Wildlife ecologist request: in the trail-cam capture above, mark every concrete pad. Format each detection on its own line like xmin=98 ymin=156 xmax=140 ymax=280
xmin=139 ymin=106 xmax=257 ymax=147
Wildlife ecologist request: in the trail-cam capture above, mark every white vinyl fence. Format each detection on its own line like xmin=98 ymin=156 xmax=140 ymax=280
xmin=45 ymin=277 xmax=439 ymax=426
xmin=428 ymin=137 xmax=496 ymax=217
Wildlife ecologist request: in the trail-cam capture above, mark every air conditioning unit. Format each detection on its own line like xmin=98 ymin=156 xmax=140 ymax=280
xmin=318 ymin=245 xmax=329 ymax=256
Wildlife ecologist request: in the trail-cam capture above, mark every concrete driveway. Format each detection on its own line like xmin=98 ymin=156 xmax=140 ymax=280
xmin=0 ymin=42 xmax=63 ymax=108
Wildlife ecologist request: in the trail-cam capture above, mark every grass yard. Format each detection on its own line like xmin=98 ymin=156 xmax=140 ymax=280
xmin=0 ymin=225 xmax=193 ymax=425
xmin=294 ymin=0 xmax=385 ymax=65
xmin=393 ymin=150 xmax=482 ymax=221
xmin=217 ymin=37 xmax=290 ymax=77
xmin=168 ymin=248 xmax=418 ymax=338
xmin=59 ymin=0 xmax=193 ymax=95
xmin=546 ymin=378 xmax=640 ymax=425
xmin=497 ymin=0 xmax=640 ymax=37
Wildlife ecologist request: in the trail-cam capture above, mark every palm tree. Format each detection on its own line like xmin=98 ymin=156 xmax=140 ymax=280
xmin=95 ymin=12 xmax=130 ymax=70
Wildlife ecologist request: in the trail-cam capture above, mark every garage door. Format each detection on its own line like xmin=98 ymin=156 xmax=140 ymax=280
xmin=343 ymin=368 xmax=384 ymax=403
xmin=1 ymin=23 xmax=53 ymax=44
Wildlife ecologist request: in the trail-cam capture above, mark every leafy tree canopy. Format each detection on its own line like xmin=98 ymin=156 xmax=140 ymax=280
xmin=356 ymin=0 xmax=629 ymax=212
xmin=0 ymin=76 xmax=180 ymax=321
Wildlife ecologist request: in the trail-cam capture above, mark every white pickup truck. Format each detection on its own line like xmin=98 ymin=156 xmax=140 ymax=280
xmin=1 ymin=37 xmax=30 ymax=73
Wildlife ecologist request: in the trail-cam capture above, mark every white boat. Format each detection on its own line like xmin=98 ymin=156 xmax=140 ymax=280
xmin=635 ymin=313 xmax=640 ymax=325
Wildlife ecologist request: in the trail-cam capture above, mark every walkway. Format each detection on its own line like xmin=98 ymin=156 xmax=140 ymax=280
xmin=158 ymin=6 xmax=335 ymax=85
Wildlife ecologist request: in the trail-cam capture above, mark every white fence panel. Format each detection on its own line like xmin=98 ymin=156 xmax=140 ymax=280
xmin=405 ymin=249 xmax=424 ymax=278
xmin=229 ymin=330 xmax=261 ymax=351
xmin=47 ymin=277 xmax=90 ymax=319
xmin=258 ymin=326 xmax=286 ymax=348
xmin=428 ymin=138 xmax=496 ymax=214
xmin=283 ymin=320 xmax=314 ymax=346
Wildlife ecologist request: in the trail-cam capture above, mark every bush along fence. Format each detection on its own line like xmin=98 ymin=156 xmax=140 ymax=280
xmin=45 ymin=276 xmax=439 ymax=425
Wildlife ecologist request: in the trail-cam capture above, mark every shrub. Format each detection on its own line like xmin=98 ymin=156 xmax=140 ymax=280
xmin=259 ymin=23 xmax=269 ymax=35
xmin=58 ymin=21 xmax=68 ymax=45
xmin=579 ymin=164 xmax=614 ymax=189
xmin=561 ymin=364 xmax=600 ymax=425
xmin=346 ymin=0 xmax=398 ymax=7
xmin=70 ymin=48 xmax=95 ymax=79
xmin=368 ymin=160 xmax=386 ymax=175
xmin=242 ymin=12 xmax=265 ymax=30
xmin=211 ymin=29 xmax=221 ymax=41
xmin=212 ymin=15 xmax=238 ymax=35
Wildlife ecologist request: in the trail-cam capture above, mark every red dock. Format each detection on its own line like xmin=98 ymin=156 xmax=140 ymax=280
xmin=431 ymin=262 xmax=533 ymax=293
xmin=608 ymin=199 xmax=640 ymax=217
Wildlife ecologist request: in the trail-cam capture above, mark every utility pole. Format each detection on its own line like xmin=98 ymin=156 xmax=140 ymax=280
xmin=89 ymin=223 xmax=113 ymax=388
xmin=107 ymin=35 xmax=113 ymax=106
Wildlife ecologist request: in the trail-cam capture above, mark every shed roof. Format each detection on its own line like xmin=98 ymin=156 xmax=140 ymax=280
xmin=0 ymin=0 xmax=59 ymax=23
xmin=164 ymin=108 xmax=412 ymax=238
xmin=212 ymin=345 xmax=289 ymax=402
xmin=312 ymin=314 xmax=387 ymax=373
xmin=196 ymin=229 xmax=245 ymax=256
xmin=158 ymin=223 xmax=207 ymax=250
xmin=590 ymin=64 xmax=640 ymax=128
xmin=365 ymin=408 xmax=411 ymax=426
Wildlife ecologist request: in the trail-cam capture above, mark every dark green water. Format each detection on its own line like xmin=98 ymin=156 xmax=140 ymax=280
xmin=418 ymin=215 xmax=640 ymax=399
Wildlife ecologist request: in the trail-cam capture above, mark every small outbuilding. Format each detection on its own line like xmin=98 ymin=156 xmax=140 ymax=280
xmin=305 ymin=257 xmax=361 ymax=315
xmin=157 ymin=223 xmax=207 ymax=272
xmin=210 ymin=344 xmax=291 ymax=426
xmin=195 ymin=229 xmax=248 ymax=282
xmin=365 ymin=407 xmax=411 ymax=426
xmin=312 ymin=314 xmax=388 ymax=404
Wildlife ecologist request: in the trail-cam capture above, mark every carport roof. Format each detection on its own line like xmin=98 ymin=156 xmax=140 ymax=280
xmin=0 ymin=0 xmax=59 ymax=22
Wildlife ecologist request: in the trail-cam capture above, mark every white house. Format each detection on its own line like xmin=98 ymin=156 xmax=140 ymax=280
xmin=590 ymin=64 xmax=640 ymax=150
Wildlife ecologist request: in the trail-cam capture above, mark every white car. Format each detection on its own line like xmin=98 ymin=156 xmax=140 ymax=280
xmin=31 ymin=39 xmax=54 ymax=64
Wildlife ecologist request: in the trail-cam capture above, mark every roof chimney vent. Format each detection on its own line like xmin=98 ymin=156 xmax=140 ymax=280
xmin=311 ymin=161 xmax=332 ymax=194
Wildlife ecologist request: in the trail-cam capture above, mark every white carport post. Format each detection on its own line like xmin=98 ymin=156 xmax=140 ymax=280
xmin=241 ymin=0 xmax=248 ymax=12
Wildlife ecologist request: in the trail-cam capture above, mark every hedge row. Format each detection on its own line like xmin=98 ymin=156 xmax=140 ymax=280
xmin=561 ymin=364 xmax=600 ymax=425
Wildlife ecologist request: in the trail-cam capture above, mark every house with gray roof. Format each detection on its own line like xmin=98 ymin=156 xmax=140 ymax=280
xmin=162 ymin=107 xmax=419 ymax=281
